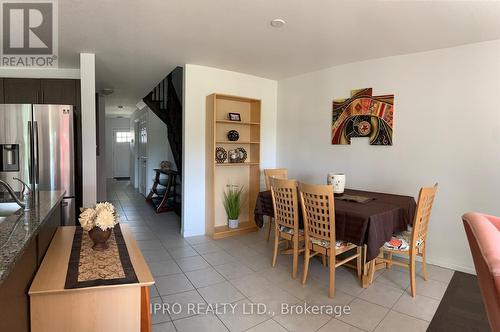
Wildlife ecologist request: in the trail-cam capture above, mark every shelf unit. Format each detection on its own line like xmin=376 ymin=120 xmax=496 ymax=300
xmin=206 ymin=93 xmax=261 ymax=239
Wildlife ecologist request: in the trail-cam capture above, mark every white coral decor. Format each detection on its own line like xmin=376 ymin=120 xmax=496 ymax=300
xmin=79 ymin=208 xmax=96 ymax=231
xmin=95 ymin=202 xmax=115 ymax=215
xmin=95 ymin=209 xmax=117 ymax=231
xmin=78 ymin=202 xmax=118 ymax=231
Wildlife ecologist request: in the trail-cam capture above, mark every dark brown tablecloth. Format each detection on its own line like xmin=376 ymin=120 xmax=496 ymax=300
xmin=254 ymin=188 xmax=416 ymax=261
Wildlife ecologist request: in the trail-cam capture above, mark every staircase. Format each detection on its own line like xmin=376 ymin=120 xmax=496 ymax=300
xmin=142 ymin=66 xmax=183 ymax=215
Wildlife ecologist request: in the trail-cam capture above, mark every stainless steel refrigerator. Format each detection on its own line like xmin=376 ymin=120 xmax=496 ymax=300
xmin=0 ymin=104 xmax=75 ymax=223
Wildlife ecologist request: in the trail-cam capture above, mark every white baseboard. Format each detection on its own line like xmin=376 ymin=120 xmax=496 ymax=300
xmin=392 ymin=253 xmax=476 ymax=275
xmin=183 ymin=229 xmax=205 ymax=238
xmin=425 ymin=257 xmax=476 ymax=275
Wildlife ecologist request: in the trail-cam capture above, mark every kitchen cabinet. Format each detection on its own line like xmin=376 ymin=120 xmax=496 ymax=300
xmin=3 ymin=78 xmax=41 ymax=104
xmin=0 ymin=202 xmax=62 ymax=332
xmin=36 ymin=205 xmax=62 ymax=265
xmin=40 ymin=79 xmax=77 ymax=105
xmin=0 ymin=237 xmax=37 ymax=332
xmin=0 ymin=79 xmax=4 ymax=103
xmin=2 ymin=78 xmax=79 ymax=106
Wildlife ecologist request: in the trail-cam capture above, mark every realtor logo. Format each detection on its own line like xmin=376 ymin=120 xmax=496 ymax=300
xmin=1 ymin=0 xmax=58 ymax=67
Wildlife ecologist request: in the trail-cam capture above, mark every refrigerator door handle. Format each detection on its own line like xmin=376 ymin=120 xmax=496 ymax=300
xmin=27 ymin=121 xmax=33 ymax=184
xmin=34 ymin=121 xmax=39 ymax=184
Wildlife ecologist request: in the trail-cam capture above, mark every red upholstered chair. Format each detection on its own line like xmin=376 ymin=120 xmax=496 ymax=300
xmin=462 ymin=212 xmax=500 ymax=331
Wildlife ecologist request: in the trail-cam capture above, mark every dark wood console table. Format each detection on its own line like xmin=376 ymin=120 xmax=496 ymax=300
xmin=146 ymin=169 xmax=178 ymax=213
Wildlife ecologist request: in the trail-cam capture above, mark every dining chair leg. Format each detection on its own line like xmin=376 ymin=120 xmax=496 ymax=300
xmin=328 ymin=253 xmax=335 ymax=298
xmin=302 ymin=246 xmax=310 ymax=284
xmin=266 ymin=217 xmax=273 ymax=242
xmin=356 ymin=247 xmax=362 ymax=280
xmin=387 ymin=252 xmax=393 ymax=269
xmin=421 ymin=244 xmax=428 ymax=281
xmin=292 ymin=236 xmax=299 ymax=279
xmin=409 ymin=254 xmax=417 ymax=297
xmin=368 ymin=259 xmax=376 ymax=284
xmin=272 ymin=230 xmax=279 ymax=267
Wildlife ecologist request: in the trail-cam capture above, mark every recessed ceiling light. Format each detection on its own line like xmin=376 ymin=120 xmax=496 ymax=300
xmin=270 ymin=18 xmax=286 ymax=28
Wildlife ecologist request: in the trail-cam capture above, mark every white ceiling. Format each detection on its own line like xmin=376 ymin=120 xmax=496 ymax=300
xmin=58 ymin=0 xmax=500 ymax=116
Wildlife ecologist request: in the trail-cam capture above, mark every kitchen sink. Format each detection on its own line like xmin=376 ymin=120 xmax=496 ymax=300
xmin=0 ymin=202 xmax=23 ymax=223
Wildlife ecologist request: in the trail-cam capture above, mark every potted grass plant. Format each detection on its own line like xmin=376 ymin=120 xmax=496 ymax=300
xmin=223 ymin=184 xmax=244 ymax=229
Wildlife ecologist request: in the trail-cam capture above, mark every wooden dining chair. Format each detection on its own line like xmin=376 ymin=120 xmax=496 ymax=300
xmin=264 ymin=168 xmax=288 ymax=241
xmin=270 ymin=177 xmax=304 ymax=279
xmin=373 ymin=183 xmax=438 ymax=297
xmin=299 ymin=182 xmax=362 ymax=298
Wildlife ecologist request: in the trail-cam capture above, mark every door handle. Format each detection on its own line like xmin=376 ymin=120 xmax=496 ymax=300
xmin=34 ymin=121 xmax=39 ymax=184
xmin=27 ymin=121 xmax=33 ymax=184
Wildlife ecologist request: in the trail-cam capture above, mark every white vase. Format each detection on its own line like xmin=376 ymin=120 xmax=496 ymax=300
xmin=228 ymin=218 xmax=239 ymax=229
xmin=327 ymin=173 xmax=346 ymax=194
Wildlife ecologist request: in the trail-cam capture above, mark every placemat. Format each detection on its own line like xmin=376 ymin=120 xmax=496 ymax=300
xmin=64 ymin=224 xmax=138 ymax=289
xmin=336 ymin=194 xmax=375 ymax=204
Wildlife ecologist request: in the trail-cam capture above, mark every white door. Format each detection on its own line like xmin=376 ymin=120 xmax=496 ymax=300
xmin=112 ymin=129 xmax=131 ymax=178
xmin=138 ymin=118 xmax=148 ymax=196
xmin=134 ymin=120 xmax=140 ymax=188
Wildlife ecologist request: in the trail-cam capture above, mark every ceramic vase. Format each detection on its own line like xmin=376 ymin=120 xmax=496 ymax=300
xmin=88 ymin=227 xmax=112 ymax=251
xmin=327 ymin=173 xmax=346 ymax=194
xmin=228 ymin=218 xmax=239 ymax=229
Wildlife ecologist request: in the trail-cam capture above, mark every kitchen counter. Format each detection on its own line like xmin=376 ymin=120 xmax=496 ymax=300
xmin=29 ymin=225 xmax=154 ymax=332
xmin=0 ymin=190 xmax=65 ymax=284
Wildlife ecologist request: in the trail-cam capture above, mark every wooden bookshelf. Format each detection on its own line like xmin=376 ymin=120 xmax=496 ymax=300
xmin=206 ymin=93 xmax=261 ymax=239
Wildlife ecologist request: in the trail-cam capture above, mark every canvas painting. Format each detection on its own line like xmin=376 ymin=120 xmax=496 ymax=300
xmin=332 ymin=88 xmax=394 ymax=145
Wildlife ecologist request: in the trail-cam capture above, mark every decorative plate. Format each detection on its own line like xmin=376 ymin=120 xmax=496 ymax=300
xmin=215 ymin=147 xmax=227 ymax=163
xmin=227 ymin=130 xmax=239 ymax=141
xmin=237 ymin=147 xmax=247 ymax=162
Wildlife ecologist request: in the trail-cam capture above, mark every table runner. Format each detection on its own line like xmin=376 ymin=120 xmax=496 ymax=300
xmin=64 ymin=224 xmax=138 ymax=289
xmin=336 ymin=194 xmax=374 ymax=204
xmin=254 ymin=188 xmax=416 ymax=261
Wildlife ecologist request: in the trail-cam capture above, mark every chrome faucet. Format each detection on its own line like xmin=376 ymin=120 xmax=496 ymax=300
xmin=0 ymin=179 xmax=28 ymax=208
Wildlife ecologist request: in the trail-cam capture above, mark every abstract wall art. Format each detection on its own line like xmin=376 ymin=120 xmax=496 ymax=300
xmin=332 ymin=88 xmax=394 ymax=145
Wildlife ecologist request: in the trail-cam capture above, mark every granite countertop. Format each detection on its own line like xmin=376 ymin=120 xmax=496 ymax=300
xmin=0 ymin=190 xmax=65 ymax=284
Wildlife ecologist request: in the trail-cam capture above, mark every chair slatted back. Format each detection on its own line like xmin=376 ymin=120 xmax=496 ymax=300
xmin=270 ymin=178 xmax=299 ymax=231
xmin=264 ymin=168 xmax=288 ymax=190
xmin=299 ymin=183 xmax=336 ymax=243
xmin=411 ymin=183 xmax=438 ymax=248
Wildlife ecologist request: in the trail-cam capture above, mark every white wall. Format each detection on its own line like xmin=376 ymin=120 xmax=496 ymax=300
xmin=0 ymin=67 xmax=79 ymax=78
xmin=96 ymin=95 xmax=107 ymax=201
xmin=105 ymin=117 xmax=131 ymax=178
xmin=183 ymin=64 xmax=278 ymax=237
xmin=80 ymin=53 xmax=97 ymax=206
xmin=277 ymin=39 xmax=500 ymax=273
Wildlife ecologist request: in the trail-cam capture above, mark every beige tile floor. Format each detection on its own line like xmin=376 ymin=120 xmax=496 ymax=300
xmin=107 ymin=180 xmax=454 ymax=332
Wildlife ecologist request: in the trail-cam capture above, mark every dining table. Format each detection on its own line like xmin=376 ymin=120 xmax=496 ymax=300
xmin=254 ymin=188 xmax=417 ymax=287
